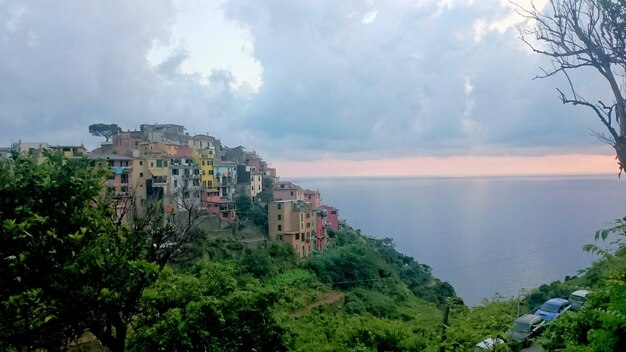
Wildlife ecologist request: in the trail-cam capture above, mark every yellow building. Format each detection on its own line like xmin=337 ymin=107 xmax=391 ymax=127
xmin=194 ymin=148 xmax=217 ymax=189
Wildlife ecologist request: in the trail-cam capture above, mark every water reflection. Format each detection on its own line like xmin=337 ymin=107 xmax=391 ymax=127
xmin=294 ymin=175 xmax=626 ymax=305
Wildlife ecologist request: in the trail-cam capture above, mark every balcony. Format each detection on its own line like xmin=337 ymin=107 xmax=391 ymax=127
xmin=111 ymin=191 xmax=130 ymax=198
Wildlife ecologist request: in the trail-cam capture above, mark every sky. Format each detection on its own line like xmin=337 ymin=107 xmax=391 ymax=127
xmin=0 ymin=0 xmax=620 ymax=176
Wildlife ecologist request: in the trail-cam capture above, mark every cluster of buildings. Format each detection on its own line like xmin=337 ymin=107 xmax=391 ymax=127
xmin=1 ymin=123 xmax=340 ymax=257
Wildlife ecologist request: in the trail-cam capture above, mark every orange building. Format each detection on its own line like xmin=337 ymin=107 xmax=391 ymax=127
xmin=268 ymin=200 xmax=313 ymax=257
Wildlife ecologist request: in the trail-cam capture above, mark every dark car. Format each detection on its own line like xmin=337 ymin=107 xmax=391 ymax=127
xmin=535 ymin=298 xmax=571 ymax=321
xmin=506 ymin=314 xmax=545 ymax=346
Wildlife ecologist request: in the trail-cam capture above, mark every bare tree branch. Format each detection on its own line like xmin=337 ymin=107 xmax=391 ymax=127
xmin=517 ymin=0 xmax=626 ymax=173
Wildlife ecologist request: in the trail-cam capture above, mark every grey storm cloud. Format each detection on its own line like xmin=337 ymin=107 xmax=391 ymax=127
xmin=0 ymin=0 xmax=611 ymax=160
xmin=225 ymin=0 xmax=608 ymax=158
xmin=0 ymin=0 xmax=250 ymax=148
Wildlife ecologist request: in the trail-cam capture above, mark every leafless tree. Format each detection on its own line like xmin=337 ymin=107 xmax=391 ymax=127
xmin=517 ymin=0 xmax=626 ymax=174
xmin=111 ymin=175 xmax=206 ymax=268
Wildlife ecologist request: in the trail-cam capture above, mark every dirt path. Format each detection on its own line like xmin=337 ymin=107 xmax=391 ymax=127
xmin=290 ymin=291 xmax=345 ymax=319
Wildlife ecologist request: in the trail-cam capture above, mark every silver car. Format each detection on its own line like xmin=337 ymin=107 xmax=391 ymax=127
xmin=473 ymin=338 xmax=507 ymax=352
xmin=506 ymin=314 xmax=545 ymax=346
xmin=568 ymin=290 xmax=590 ymax=310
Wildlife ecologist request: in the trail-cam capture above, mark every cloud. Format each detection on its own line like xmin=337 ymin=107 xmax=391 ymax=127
xmin=0 ymin=0 xmax=252 ymax=148
xmin=0 ymin=0 xmax=613 ymax=163
xmin=225 ymin=0 xmax=604 ymax=159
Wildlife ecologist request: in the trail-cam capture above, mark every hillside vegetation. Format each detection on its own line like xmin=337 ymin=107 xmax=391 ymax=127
xmin=3 ymin=153 xmax=624 ymax=351
xmin=0 ymin=153 xmax=459 ymax=351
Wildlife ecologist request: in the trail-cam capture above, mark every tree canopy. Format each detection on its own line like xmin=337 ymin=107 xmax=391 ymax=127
xmin=0 ymin=152 xmax=158 ymax=351
xmin=89 ymin=123 xmax=122 ymax=142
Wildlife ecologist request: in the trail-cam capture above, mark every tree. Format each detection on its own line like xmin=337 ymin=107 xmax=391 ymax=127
xmin=89 ymin=123 xmax=122 ymax=142
xmin=0 ymin=152 xmax=158 ymax=352
xmin=129 ymin=263 xmax=287 ymax=352
xmin=519 ymin=0 xmax=626 ymax=174
xmin=235 ymin=194 xmax=253 ymax=219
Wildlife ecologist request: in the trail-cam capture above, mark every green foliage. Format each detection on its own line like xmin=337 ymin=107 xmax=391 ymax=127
xmin=365 ymin=236 xmax=458 ymax=306
xmin=306 ymin=243 xmax=396 ymax=291
xmin=334 ymin=315 xmax=432 ymax=351
xmin=129 ymin=263 xmax=287 ymax=352
xmin=445 ymin=296 xmax=516 ymax=351
xmin=88 ymin=123 xmax=122 ymax=142
xmin=0 ymin=153 xmax=158 ymax=351
xmin=524 ymin=280 xmax=574 ymax=311
xmin=539 ymin=218 xmax=626 ymax=351
xmin=235 ymin=194 xmax=253 ymax=218
xmin=287 ymin=312 xmax=435 ymax=352
xmin=307 ymin=228 xmax=460 ymax=310
xmin=241 ymin=242 xmax=298 ymax=279
xmin=251 ymin=204 xmax=269 ymax=233
xmin=234 ymin=194 xmax=269 ymax=235
xmin=0 ymin=154 xmax=464 ymax=352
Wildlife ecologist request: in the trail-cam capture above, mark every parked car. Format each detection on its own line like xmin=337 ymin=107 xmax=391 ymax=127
xmin=535 ymin=298 xmax=571 ymax=321
xmin=568 ymin=290 xmax=590 ymax=310
xmin=506 ymin=314 xmax=545 ymax=346
xmin=473 ymin=337 xmax=507 ymax=351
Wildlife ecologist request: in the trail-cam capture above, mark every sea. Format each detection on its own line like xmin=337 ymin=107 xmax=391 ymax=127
xmin=292 ymin=174 xmax=626 ymax=306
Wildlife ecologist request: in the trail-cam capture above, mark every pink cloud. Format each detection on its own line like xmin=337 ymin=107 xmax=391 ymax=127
xmin=274 ymin=154 xmax=618 ymax=178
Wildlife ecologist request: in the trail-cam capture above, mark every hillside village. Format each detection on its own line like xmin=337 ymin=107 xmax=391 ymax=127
xmin=0 ymin=123 xmax=340 ymax=258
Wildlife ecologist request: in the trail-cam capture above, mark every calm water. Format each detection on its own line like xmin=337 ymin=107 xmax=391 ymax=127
xmin=292 ymin=175 xmax=626 ymax=306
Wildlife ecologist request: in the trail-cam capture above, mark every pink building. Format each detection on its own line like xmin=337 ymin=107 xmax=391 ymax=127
xmin=176 ymin=146 xmax=193 ymax=158
xmin=88 ymin=154 xmax=133 ymax=219
xmin=315 ymin=209 xmax=327 ymax=251
xmin=273 ymin=181 xmax=304 ymax=201
xmin=304 ymin=189 xmax=321 ymax=209
xmin=320 ymin=205 xmax=339 ymax=232
xmin=112 ymin=131 xmax=142 ymax=155
xmin=245 ymin=153 xmax=263 ymax=172
xmin=201 ymin=190 xmax=236 ymax=221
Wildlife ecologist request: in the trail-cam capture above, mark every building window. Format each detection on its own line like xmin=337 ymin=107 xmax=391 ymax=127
xmin=202 ymin=170 xmax=206 ymax=175
xmin=277 ymin=214 xmax=282 ymax=220
xmin=290 ymin=191 xmax=294 ymax=196
xmin=156 ymin=159 xmax=163 ymax=167
xmin=121 ymin=174 xmax=129 ymax=184
xmin=172 ymin=168 xmax=179 ymax=175
xmin=278 ymin=235 xmax=282 ymax=240
xmin=150 ymin=162 xmax=154 ymax=167
xmin=296 ymin=233 xmax=300 ymax=240
xmin=277 ymin=203 xmax=281 ymax=210
xmin=202 ymin=160 xmax=206 ymax=166
xmin=139 ymin=160 xmax=143 ymax=166
xmin=174 ymin=180 xmax=178 ymax=188
xmin=277 ymin=224 xmax=282 ymax=231
xmin=139 ymin=172 xmax=143 ymax=177
xmin=209 ymin=170 xmax=214 ymax=175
